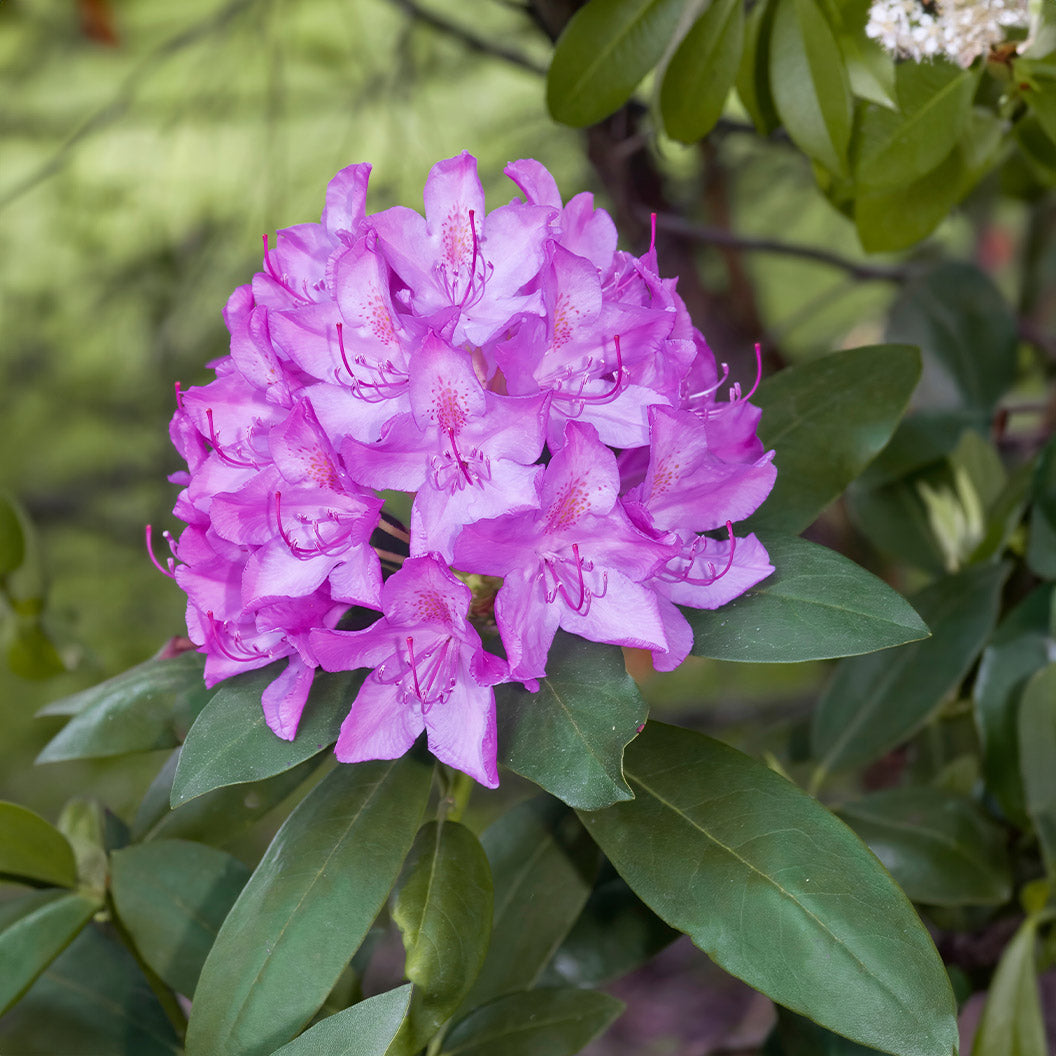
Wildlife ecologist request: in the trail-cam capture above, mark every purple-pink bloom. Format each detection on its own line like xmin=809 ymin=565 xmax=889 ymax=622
xmin=160 ymin=152 xmax=777 ymax=787
xmin=310 ymin=557 xmax=505 ymax=788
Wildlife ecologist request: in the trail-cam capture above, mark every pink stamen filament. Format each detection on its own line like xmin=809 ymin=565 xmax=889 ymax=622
xmin=405 ymin=636 xmax=454 ymax=711
xmin=204 ymin=610 xmax=272 ymax=663
xmin=666 ymin=522 xmax=737 ymax=586
xmin=543 ymin=543 xmax=607 ymax=616
xmin=274 ymin=492 xmax=358 ymax=559
xmin=174 ymin=381 xmax=184 ymax=411
xmin=145 ymin=525 xmax=176 ymax=579
xmin=262 ymin=234 xmax=310 ymax=304
xmin=551 ymin=334 xmax=627 ymax=410
xmin=448 ymin=429 xmax=473 ymax=484
xmin=335 ymin=323 xmax=409 ymax=400
xmin=205 ymin=409 xmax=259 ymax=468
xmin=458 ymin=209 xmax=481 ymax=308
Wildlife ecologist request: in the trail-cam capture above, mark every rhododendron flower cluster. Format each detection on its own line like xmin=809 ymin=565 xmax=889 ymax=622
xmin=158 ymin=152 xmax=776 ymax=788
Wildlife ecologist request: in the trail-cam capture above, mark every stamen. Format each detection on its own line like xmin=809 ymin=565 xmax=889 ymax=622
xmin=407 ymin=636 xmax=423 ymax=701
xmin=671 ymin=522 xmax=737 ymax=586
xmin=551 ymin=334 xmax=627 ymax=413
xmin=205 ymin=409 xmax=258 ymax=468
xmin=649 ymin=212 xmax=657 ymax=254
xmin=459 ymin=209 xmax=480 ymax=308
xmin=274 ymin=492 xmax=359 ymax=559
xmin=204 ymin=611 xmax=271 ymax=663
xmin=174 ymin=381 xmax=184 ymax=411
xmin=448 ymin=429 xmax=474 ymax=483
xmin=145 ymin=525 xmax=176 ymax=579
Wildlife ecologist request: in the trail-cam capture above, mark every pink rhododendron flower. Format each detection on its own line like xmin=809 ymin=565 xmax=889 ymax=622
xmin=157 ymin=151 xmax=776 ymax=787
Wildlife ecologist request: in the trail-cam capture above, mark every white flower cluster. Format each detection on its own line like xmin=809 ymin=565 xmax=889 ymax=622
xmin=865 ymin=0 xmax=1029 ymax=66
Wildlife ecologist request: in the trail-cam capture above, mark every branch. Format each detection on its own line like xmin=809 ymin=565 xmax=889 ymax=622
xmin=383 ymin=0 xmax=546 ymax=76
xmin=649 ymin=211 xmax=912 ymax=283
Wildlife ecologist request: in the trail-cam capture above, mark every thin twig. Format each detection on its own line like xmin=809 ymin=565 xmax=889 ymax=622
xmin=0 ymin=0 xmax=263 ymax=211
xmin=382 ymin=0 xmax=546 ymax=76
xmin=648 ymin=211 xmax=912 ymax=283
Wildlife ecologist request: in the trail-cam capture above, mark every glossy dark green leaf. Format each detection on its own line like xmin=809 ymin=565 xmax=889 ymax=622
xmin=0 ymin=925 xmax=183 ymax=1056
xmin=838 ymin=788 xmax=1011 ymax=906
xmin=659 ymin=0 xmax=744 ymax=142
xmin=886 ymin=262 xmax=1018 ymax=414
xmin=495 ymin=630 xmax=645 ymax=810
xmin=171 ymin=666 xmax=360 ymax=805
xmin=389 ymin=821 xmax=493 ymax=1055
xmin=974 ymin=584 xmax=1054 ymax=826
xmin=811 ymin=561 xmax=1008 ymax=778
xmin=268 ymin=986 xmax=413 ymax=1056
xmin=540 ymin=873 xmax=679 ymax=987
xmin=442 ymin=988 xmax=624 ymax=1056
xmin=687 ymin=535 xmax=929 ymax=663
xmin=184 ymin=756 xmax=432 ymax=1056
xmin=0 ymin=492 xmax=26 ymax=575
xmin=770 ymin=0 xmax=852 ymax=175
xmin=856 ymin=60 xmax=977 ymax=189
xmin=735 ymin=0 xmax=780 ymax=134
xmin=36 ymin=652 xmax=211 ymax=761
xmin=1018 ymin=664 xmax=1056 ymax=879
xmin=546 ymin=0 xmax=685 ymax=127
xmin=748 ymin=344 xmax=921 ymax=535
xmin=110 ymin=839 xmax=250 ymax=997
xmin=134 ymin=748 xmax=323 ymax=845
xmin=1033 ymin=428 xmax=1056 ymax=526
xmin=767 ymin=1006 xmax=880 ymax=1055
xmin=0 ymin=801 xmax=78 ymax=887
xmin=459 ymin=797 xmax=598 ymax=1012
xmin=579 ymin=723 xmax=958 ymax=1056
xmin=970 ymin=916 xmax=1047 ymax=1056
xmin=1027 ymin=503 xmax=1056 ymax=578
xmin=0 ymin=889 xmax=101 ymax=1014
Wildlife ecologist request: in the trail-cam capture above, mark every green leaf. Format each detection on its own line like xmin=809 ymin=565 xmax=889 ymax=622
xmin=974 ymin=584 xmax=1054 ymax=826
xmin=769 ymin=0 xmax=852 ymax=175
xmin=970 ymin=916 xmax=1047 ymax=1056
xmin=735 ymin=0 xmax=780 ymax=134
xmin=768 ymin=1006 xmax=881 ymax=1055
xmin=1018 ymin=664 xmax=1056 ymax=879
xmin=0 ymin=492 xmax=26 ymax=575
xmin=442 ymin=988 xmax=624 ymax=1056
xmin=134 ymin=748 xmax=323 ymax=845
xmin=0 ymin=926 xmax=183 ymax=1056
xmin=36 ymin=652 xmax=211 ymax=761
xmin=0 ymin=801 xmax=78 ymax=887
xmin=687 ymin=535 xmax=929 ymax=663
xmin=459 ymin=797 xmax=598 ymax=1012
xmin=540 ymin=873 xmax=679 ymax=987
xmin=659 ymin=0 xmax=744 ymax=142
xmin=1027 ymin=502 xmax=1056 ymax=578
xmin=267 ymin=986 xmax=413 ymax=1056
xmin=546 ymin=0 xmax=686 ymax=127
xmin=578 ymin=723 xmax=958 ymax=1056
xmin=5 ymin=617 xmax=66 ymax=679
xmin=495 ymin=630 xmax=646 ymax=810
xmin=886 ymin=262 xmax=1018 ymax=414
xmin=0 ymin=889 xmax=101 ymax=1014
xmin=748 ymin=344 xmax=922 ymax=535
xmin=389 ymin=820 xmax=493 ymax=1055
xmin=811 ymin=561 xmax=1008 ymax=778
xmin=185 ymin=756 xmax=431 ymax=1056
xmin=171 ymin=666 xmax=360 ymax=805
xmin=856 ymin=60 xmax=978 ymax=190
xmin=110 ymin=840 xmax=251 ymax=998
xmin=837 ymin=788 xmax=1011 ymax=906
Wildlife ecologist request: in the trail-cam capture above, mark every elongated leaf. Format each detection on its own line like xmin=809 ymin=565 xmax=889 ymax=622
xmin=687 ymin=535 xmax=929 ymax=662
xmin=268 ymin=986 xmax=413 ymax=1056
xmin=659 ymin=0 xmax=744 ymax=142
xmin=135 ymin=748 xmax=322 ymax=845
xmin=770 ymin=0 xmax=852 ymax=175
xmin=495 ymin=630 xmax=646 ymax=810
xmin=0 ymin=926 xmax=183 ymax=1056
xmin=748 ymin=344 xmax=921 ymax=535
xmin=442 ymin=988 xmax=624 ymax=1056
xmin=769 ymin=1007 xmax=880 ymax=1054
xmin=579 ymin=723 xmax=958 ymax=1056
xmin=1018 ymin=664 xmax=1056 ymax=879
xmin=970 ymin=916 xmax=1047 ymax=1056
xmin=459 ymin=797 xmax=598 ymax=1013
xmin=0 ymin=801 xmax=78 ymax=887
xmin=736 ymin=0 xmax=780 ymax=134
xmin=547 ymin=0 xmax=686 ymax=127
xmin=110 ymin=840 xmax=250 ymax=997
xmin=36 ymin=651 xmax=211 ymax=761
xmin=185 ymin=756 xmax=432 ymax=1056
xmin=389 ymin=821 xmax=493 ymax=1055
xmin=540 ymin=873 xmax=679 ymax=987
xmin=172 ymin=666 xmax=360 ymax=805
xmin=811 ymin=561 xmax=1008 ymax=778
xmin=973 ymin=584 xmax=1054 ymax=827
xmin=886 ymin=262 xmax=1018 ymax=414
xmin=838 ymin=788 xmax=1011 ymax=906
xmin=856 ymin=61 xmax=978 ymax=190
xmin=0 ymin=889 xmax=101 ymax=1014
